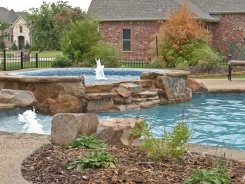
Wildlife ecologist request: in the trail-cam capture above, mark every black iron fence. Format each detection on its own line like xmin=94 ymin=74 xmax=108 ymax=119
xmin=0 ymin=50 xmax=55 ymax=71
xmin=120 ymin=59 xmax=150 ymax=68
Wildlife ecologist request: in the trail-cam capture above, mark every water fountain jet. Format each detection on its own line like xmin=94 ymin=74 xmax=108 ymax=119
xmin=18 ymin=108 xmax=44 ymax=134
xmin=95 ymin=58 xmax=106 ymax=80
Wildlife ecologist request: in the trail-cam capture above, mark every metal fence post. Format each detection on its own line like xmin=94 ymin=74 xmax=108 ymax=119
xmin=3 ymin=49 xmax=6 ymax=71
xmin=20 ymin=51 xmax=23 ymax=69
xmin=35 ymin=52 xmax=38 ymax=68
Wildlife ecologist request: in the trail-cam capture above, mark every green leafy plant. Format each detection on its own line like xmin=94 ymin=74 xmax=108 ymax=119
xmin=136 ymin=121 xmax=191 ymax=160
xmin=185 ymin=162 xmax=231 ymax=184
xmin=11 ymin=42 xmax=17 ymax=51
xmin=67 ymin=150 xmax=117 ymax=171
xmin=68 ymin=135 xmax=106 ymax=149
xmin=24 ymin=41 xmax=31 ymax=50
xmin=51 ymin=56 xmax=73 ymax=68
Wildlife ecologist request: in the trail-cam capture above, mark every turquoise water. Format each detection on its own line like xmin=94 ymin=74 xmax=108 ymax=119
xmin=98 ymin=93 xmax=245 ymax=150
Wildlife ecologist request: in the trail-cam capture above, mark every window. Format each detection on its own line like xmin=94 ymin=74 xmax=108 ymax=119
xmin=122 ymin=29 xmax=131 ymax=51
xmin=20 ymin=26 xmax=23 ymax=33
xmin=11 ymin=35 xmax=13 ymax=43
xmin=7 ymin=33 xmax=10 ymax=41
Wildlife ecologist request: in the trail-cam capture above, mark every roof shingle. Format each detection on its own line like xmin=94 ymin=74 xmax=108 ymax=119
xmin=88 ymin=0 xmax=245 ymax=22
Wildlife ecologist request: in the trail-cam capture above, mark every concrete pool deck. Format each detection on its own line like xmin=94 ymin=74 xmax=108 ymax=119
xmin=194 ymin=78 xmax=245 ymax=92
xmin=0 ymin=132 xmax=244 ymax=184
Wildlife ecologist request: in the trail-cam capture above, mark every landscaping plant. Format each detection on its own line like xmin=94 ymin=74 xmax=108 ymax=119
xmin=51 ymin=56 xmax=73 ymax=68
xmin=185 ymin=162 xmax=231 ymax=184
xmin=154 ymin=5 xmax=221 ymax=68
xmin=67 ymin=150 xmax=117 ymax=171
xmin=60 ymin=18 xmax=120 ymax=67
xmin=67 ymin=135 xmax=107 ymax=149
xmin=135 ymin=121 xmax=191 ymax=160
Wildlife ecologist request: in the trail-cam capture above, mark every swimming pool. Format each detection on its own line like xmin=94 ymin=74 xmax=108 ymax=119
xmin=99 ymin=93 xmax=245 ymax=150
xmin=14 ymin=68 xmax=169 ymax=84
xmin=1 ymin=93 xmax=245 ymax=150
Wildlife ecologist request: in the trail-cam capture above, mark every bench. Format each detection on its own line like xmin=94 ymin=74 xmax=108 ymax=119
xmin=228 ymin=60 xmax=245 ymax=81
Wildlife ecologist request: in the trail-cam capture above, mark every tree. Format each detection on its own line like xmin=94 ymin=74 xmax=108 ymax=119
xmin=60 ymin=19 xmax=121 ymax=67
xmin=0 ymin=22 xmax=8 ymax=49
xmin=28 ymin=1 xmax=85 ymax=51
xmin=60 ymin=19 xmax=101 ymax=64
xmin=154 ymin=5 xmax=219 ymax=68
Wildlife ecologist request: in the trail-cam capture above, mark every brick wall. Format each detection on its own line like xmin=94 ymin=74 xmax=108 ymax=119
xmin=209 ymin=13 xmax=245 ymax=52
xmin=100 ymin=21 xmax=161 ymax=60
xmin=100 ymin=14 xmax=245 ymax=60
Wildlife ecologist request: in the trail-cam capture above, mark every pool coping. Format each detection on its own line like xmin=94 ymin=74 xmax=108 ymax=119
xmin=192 ymin=78 xmax=245 ymax=93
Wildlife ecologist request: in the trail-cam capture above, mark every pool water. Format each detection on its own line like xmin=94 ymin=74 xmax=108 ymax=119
xmin=1 ymin=93 xmax=245 ymax=150
xmin=0 ymin=108 xmax=52 ymax=134
xmin=98 ymin=93 xmax=245 ymax=150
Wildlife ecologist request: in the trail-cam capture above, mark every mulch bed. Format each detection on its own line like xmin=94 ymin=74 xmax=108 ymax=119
xmin=22 ymin=144 xmax=245 ymax=184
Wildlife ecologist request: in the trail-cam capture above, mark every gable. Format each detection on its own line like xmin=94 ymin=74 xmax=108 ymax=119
xmin=0 ymin=7 xmax=19 ymax=24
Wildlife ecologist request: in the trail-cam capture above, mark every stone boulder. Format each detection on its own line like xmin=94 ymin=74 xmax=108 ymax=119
xmin=51 ymin=113 xmax=99 ymax=145
xmin=97 ymin=118 xmax=144 ymax=146
xmin=187 ymin=79 xmax=208 ymax=92
xmin=46 ymin=95 xmax=83 ymax=115
xmin=0 ymin=89 xmax=36 ymax=108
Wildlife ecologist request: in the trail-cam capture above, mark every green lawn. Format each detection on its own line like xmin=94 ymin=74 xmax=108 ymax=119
xmin=31 ymin=51 xmax=63 ymax=58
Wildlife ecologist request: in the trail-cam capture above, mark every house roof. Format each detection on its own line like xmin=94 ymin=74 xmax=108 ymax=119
xmin=0 ymin=7 xmax=27 ymax=25
xmin=88 ymin=0 xmax=245 ymax=22
xmin=189 ymin=0 xmax=245 ymax=14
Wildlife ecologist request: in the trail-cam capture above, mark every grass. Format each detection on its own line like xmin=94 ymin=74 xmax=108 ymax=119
xmin=30 ymin=51 xmax=63 ymax=58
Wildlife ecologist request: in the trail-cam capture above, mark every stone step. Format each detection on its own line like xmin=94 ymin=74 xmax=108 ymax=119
xmin=137 ymin=90 xmax=158 ymax=98
xmin=86 ymin=84 xmax=115 ymax=93
xmin=87 ymin=92 xmax=116 ymax=100
xmin=133 ymin=96 xmax=159 ymax=103
xmin=0 ymin=103 xmax=16 ymax=110
xmin=119 ymin=83 xmax=142 ymax=94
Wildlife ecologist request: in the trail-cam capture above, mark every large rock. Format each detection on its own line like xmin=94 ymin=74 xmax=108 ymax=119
xmin=0 ymin=89 xmax=36 ymax=108
xmin=119 ymin=83 xmax=142 ymax=94
xmin=51 ymin=113 xmax=99 ymax=145
xmin=97 ymin=118 xmax=144 ymax=146
xmin=187 ymin=79 xmax=208 ymax=92
xmin=113 ymin=86 xmax=131 ymax=98
xmin=46 ymin=95 xmax=83 ymax=115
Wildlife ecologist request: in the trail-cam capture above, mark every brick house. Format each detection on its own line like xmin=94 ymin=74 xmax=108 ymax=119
xmin=0 ymin=7 xmax=30 ymax=50
xmin=88 ymin=0 xmax=245 ymax=60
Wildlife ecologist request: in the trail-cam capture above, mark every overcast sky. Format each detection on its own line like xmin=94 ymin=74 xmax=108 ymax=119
xmin=1 ymin=0 xmax=92 ymax=12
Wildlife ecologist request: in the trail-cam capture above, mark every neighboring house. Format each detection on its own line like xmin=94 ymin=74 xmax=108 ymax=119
xmin=0 ymin=7 xmax=30 ymax=50
xmin=88 ymin=0 xmax=245 ymax=60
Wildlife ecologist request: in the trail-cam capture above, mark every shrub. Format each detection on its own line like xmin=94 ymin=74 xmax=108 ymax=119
xmin=135 ymin=121 xmax=191 ymax=160
xmin=153 ymin=4 xmax=221 ymax=68
xmin=61 ymin=19 xmax=121 ymax=67
xmin=185 ymin=162 xmax=231 ymax=184
xmin=67 ymin=150 xmax=117 ymax=171
xmin=88 ymin=43 xmax=121 ymax=68
xmin=11 ymin=42 xmax=17 ymax=51
xmin=146 ymin=60 xmax=166 ymax=69
xmin=24 ymin=41 xmax=31 ymax=50
xmin=51 ymin=56 xmax=72 ymax=68
xmin=68 ymin=135 xmax=106 ymax=149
